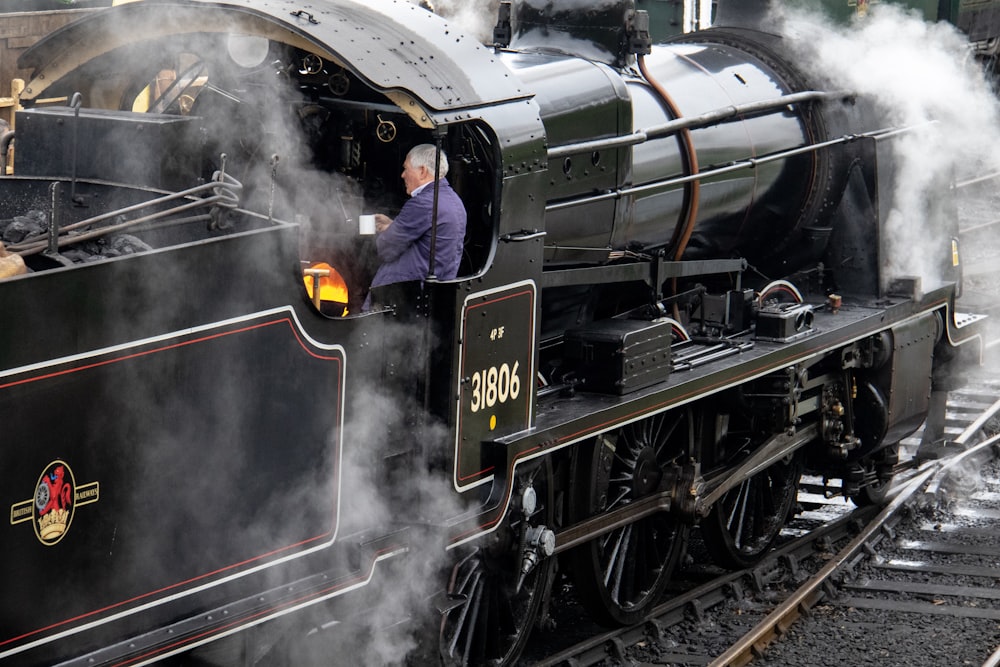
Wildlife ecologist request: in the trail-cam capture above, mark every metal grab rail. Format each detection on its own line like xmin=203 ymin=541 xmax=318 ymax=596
xmin=6 ymin=170 xmax=243 ymax=257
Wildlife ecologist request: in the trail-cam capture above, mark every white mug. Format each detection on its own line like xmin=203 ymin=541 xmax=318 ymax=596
xmin=359 ymin=214 xmax=376 ymax=235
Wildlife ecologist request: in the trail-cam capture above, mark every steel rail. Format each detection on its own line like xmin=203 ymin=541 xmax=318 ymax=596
xmin=983 ymin=640 xmax=1000 ymax=667
xmin=707 ymin=463 xmax=939 ymax=667
xmin=533 ymin=503 xmax=873 ymax=667
xmin=709 ymin=403 xmax=1000 ymax=667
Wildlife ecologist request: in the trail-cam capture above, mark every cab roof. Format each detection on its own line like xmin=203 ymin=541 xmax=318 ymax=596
xmin=18 ymin=0 xmax=529 ymax=115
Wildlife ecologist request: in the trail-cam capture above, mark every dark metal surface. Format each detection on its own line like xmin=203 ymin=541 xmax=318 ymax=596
xmin=461 ymin=287 xmax=979 ymax=552
xmin=528 ymin=369 xmax=1000 ymax=665
xmin=0 ymin=205 xmax=349 ymax=665
xmin=510 ymin=291 xmax=956 ymax=454
xmin=16 ymin=106 xmax=198 ymax=191
xmin=509 ymin=0 xmax=637 ymax=66
xmin=0 ymin=0 xmax=111 ymax=9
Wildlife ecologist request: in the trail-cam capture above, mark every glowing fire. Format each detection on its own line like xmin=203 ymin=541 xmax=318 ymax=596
xmin=303 ymin=262 xmax=349 ymax=313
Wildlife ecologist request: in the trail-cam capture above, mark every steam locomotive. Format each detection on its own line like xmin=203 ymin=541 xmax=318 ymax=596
xmin=0 ymin=0 xmax=988 ymax=665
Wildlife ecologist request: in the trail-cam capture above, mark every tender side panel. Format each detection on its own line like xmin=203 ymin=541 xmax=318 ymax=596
xmin=0 ymin=311 xmax=343 ymax=659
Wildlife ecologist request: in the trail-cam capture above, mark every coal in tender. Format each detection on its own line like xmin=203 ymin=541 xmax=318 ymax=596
xmin=1 ymin=210 xmax=47 ymax=243
xmin=60 ymin=234 xmax=152 ymax=263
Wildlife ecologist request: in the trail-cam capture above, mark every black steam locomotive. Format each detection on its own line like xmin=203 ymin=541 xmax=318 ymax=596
xmin=0 ymin=0 xmax=987 ymax=665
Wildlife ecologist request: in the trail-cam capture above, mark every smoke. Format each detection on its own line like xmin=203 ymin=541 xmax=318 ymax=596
xmin=769 ymin=5 xmax=1000 ymax=492
xmin=410 ymin=0 xmax=501 ymax=44
xmin=196 ymin=42 xmax=473 ymax=665
xmin=280 ymin=366 xmax=468 ymax=666
xmin=774 ymin=3 xmax=1000 ymax=290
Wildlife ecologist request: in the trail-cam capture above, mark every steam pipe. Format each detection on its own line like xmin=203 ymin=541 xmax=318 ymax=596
xmin=955 ymin=169 xmax=1000 ymax=188
xmin=545 ymin=123 xmax=924 ymax=214
xmin=546 ymin=90 xmax=852 ymax=160
xmin=636 ymin=54 xmax=698 ymax=319
xmin=637 ymin=55 xmax=699 ymax=262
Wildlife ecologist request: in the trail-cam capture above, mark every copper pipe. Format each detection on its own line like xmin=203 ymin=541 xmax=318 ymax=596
xmin=638 ymin=54 xmax=701 ymax=317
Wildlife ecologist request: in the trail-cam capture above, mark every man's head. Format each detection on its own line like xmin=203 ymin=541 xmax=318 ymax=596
xmin=402 ymin=144 xmax=449 ymax=195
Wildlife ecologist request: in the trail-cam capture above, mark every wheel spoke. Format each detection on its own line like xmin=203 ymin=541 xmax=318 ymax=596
xmin=727 ymin=479 xmax=750 ymax=546
xmin=606 ymin=485 xmax=630 ymax=511
xmin=602 ymin=524 xmax=629 ymax=588
xmin=652 ymin=416 xmax=681 ymax=459
xmin=461 ymin=572 xmax=484 ymax=662
xmin=703 ymin=454 xmax=803 ymax=569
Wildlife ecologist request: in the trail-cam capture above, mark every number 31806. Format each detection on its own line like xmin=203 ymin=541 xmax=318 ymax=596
xmin=469 ymin=361 xmax=521 ymax=413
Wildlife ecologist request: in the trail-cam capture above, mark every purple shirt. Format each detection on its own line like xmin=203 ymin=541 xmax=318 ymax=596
xmin=370 ymin=178 xmax=467 ymax=288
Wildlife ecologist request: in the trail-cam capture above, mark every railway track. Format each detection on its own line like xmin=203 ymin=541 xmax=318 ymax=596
xmin=956 ymin=178 xmax=1000 ymax=326
xmin=523 ymin=374 xmax=1000 ymax=667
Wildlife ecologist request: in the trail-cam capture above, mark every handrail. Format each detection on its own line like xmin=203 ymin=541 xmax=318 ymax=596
xmin=8 ymin=171 xmax=243 ymax=257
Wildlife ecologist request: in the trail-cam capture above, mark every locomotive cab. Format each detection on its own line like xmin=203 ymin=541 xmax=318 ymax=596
xmin=12 ymin=8 xmax=506 ymax=316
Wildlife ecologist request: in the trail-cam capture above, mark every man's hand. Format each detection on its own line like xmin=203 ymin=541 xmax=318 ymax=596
xmin=374 ymin=214 xmax=393 ymax=234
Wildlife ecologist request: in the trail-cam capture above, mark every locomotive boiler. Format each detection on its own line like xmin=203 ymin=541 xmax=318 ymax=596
xmin=0 ymin=0 xmax=986 ymax=665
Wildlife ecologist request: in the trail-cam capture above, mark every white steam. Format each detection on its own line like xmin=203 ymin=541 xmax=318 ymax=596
xmin=288 ymin=327 xmax=469 ymax=666
xmin=776 ymin=3 xmax=1000 ymax=289
xmin=410 ymin=0 xmax=501 ymax=44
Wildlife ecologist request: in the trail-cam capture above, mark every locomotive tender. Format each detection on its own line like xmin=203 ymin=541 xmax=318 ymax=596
xmin=0 ymin=0 xmax=987 ymax=664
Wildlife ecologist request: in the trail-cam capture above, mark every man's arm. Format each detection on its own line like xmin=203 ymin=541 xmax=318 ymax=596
xmin=375 ymin=197 xmax=430 ymax=263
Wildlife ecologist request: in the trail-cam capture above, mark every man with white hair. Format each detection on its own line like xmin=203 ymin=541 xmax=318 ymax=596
xmin=367 ymin=144 xmax=467 ymax=305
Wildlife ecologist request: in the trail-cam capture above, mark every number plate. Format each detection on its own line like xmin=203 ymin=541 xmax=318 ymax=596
xmin=454 ymin=282 xmax=536 ymax=489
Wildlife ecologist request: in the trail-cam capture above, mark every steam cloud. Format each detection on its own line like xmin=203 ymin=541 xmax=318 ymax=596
xmin=773 ymin=4 xmax=1000 ymax=494
xmin=285 ymin=376 xmax=466 ymax=666
xmin=776 ymin=3 xmax=1000 ymax=290
xmin=220 ymin=54 xmax=471 ymax=666
xmin=410 ymin=0 xmax=501 ymax=43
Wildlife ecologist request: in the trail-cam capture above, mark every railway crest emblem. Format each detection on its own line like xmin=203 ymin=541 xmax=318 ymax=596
xmin=9 ymin=460 xmax=100 ymax=545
